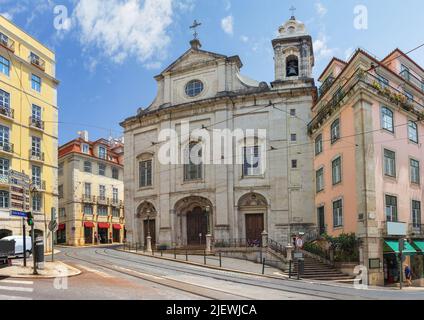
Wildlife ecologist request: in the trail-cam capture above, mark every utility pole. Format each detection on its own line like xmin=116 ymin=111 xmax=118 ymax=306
xmin=23 ymin=218 xmax=26 ymax=267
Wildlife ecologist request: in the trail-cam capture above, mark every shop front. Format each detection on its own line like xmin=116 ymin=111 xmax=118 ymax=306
xmin=112 ymin=224 xmax=122 ymax=243
xmin=97 ymin=223 xmax=110 ymax=244
xmin=411 ymin=240 xmax=424 ymax=286
xmin=57 ymin=224 xmax=66 ymax=244
xmin=383 ymin=239 xmax=423 ymax=287
xmin=84 ymin=221 xmax=94 ymax=245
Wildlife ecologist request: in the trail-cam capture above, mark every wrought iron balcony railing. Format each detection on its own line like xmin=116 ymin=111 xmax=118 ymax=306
xmin=29 ymin=150 xmax=45 ymax=162
xmin=0 ymin=107 xmax=14 ymax=119
xmin=31 ymin=180 xmax=46 ymax=191
xmin=29 ymin=117 xmax=44 ymax=130
xmin=97 ymin=196 xmax=109 ymax=205
xmin=30 ymin=53 xmax=46 ymax=71
xmin=400 ymin=69 xmax=424 ymax=92
xmin=409 ymin=223 xmax=424 ymax=237
xmin=82 ymin=194 xmax=96 ymax=203
xmin=0 ymin=142 xmax=14 ymax=154
xmin=0 ymin=32 xmax=15 ymax=52
xmin=319 ymin=76 xmax=335 ymax=97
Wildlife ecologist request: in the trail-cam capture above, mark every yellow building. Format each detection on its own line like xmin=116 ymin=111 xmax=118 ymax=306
xmin=0 ymin=16 xmax=59 ymax=252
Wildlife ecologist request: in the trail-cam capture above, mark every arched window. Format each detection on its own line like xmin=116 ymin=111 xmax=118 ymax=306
xmin=286 ymin=55 xmax=299 ymax=77
xmin=184 ymin=142 xmax=203 ymax=181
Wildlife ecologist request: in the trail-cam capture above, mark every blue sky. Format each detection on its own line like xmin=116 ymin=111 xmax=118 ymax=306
xmin=1 ymin=0 xmax=424 ymax=145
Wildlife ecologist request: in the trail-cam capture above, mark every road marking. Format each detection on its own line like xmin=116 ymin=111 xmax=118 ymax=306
xmin=0 ymin=280 xmax=34 ymax=285
xmin=113 ymin=266 xmax=163 ymax=280
xmin=0 ymin=285 xmax=34 ymax=293
xmin=0 ymin=293 xmax=32 ymax=300
xmin=76 ymin=264 xmax=114 ymax=278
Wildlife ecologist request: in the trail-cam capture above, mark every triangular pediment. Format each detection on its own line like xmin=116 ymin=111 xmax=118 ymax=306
xmin=159 ymin=48 xmax=230 ymax=75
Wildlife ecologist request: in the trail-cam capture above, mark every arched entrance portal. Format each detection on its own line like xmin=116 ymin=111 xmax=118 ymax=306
xmin=136 ymin=202 xmax=157 ymax=248
xmin=238 ymin=193 xmax=268 ymax=245
xmin=174 ymin=196 xmax=213 ymax=248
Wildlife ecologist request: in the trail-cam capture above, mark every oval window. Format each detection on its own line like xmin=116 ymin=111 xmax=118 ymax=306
xmin=185 ymin=80 xmax=204 ymax=97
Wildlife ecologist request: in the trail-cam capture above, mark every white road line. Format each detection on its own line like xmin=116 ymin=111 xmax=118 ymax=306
xmin=0 ymin=285 xmax=34 ymax=293
xmin=0 ymin=294 xmax=32 ymax=300
xmin=0 ymin=279 xmax=34 ymax=285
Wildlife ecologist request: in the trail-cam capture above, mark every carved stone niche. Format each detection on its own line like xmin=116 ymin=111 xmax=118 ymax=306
xmin=136 ymin=201 xmax=156 ymax=219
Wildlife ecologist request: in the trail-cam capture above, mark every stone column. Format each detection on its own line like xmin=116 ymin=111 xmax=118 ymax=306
xmin=261 ymin=231 xmax=268 ymax=248
xmin=205 ymin=234 xmax=212 ymax=254
xmin=146 ymin=236 xmax=152 ymax=253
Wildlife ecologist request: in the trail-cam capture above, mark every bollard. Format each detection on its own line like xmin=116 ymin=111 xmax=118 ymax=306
xmin=262 ymin=258 xmax=266 ymax=275
xmin=174 ymin=247 xmax=177 ymax=259
xmin=204 ymin=251 xmax=206 ymax=265
xmin=289 ymin=260 xmax=292 ymax=279
xmin=186 ymin=250 xmax=188 ymax=261
xmin=161 ymin=250 xmax=163 ymax=257
xmin=219 ymin=252 xmax=222 ymax=268
xmin=135 ymin=243 xmax=138 ymax=253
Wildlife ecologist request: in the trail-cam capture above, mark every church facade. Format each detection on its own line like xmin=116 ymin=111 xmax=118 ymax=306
xmin=121 ymin=16 xmax=317 ymax=248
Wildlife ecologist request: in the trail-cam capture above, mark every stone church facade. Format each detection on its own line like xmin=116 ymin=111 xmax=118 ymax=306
xmin=121 ymin=16 xmax=317 ymax=248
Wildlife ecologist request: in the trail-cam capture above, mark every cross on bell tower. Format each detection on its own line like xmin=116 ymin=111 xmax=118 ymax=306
xmin=189 ymin=19 xmax=202 ymax=50
xmin=289 ymin=6 xmax=296 ymax=20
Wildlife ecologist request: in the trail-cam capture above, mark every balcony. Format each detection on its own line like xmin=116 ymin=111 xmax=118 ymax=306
xmin=82 ymin=194 xmax=96 ymax=203
xmin=0 ymin=173 xmax=9 ymax=187
xmin=400 ymin=69 xmax=424 ymax=92
xmin=319 ymin=76 xmax=335 ymax=97
xmin=32 ymin=180 xmax=46 ymax=192
xmin=29 ymin=150 xmax=45 ymax=163
xmin=0 ymin=142 xmax=14 ymax=155
xmin=111 ymin=199 xmax=123 ymax=208
xmin=29 ymin=117 xmax=44 ymax=131
xmin=97 ymin=196 xmax=109 ymax=205
xmin=29 ymin=53 xmax=45 ymax=71
xmin=409 ymin=224 xmax=424 ymax=237
xmin=0 ymin=33 xmax=15 ymax=52
xmin=0 ymin=107 xmax=14 ymax=121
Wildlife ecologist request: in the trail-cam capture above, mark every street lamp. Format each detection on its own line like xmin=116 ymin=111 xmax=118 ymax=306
xmin=29 ymin=183 xmax=38 ymax=275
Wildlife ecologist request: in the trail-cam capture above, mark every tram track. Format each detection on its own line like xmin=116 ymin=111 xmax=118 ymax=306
xmin=63 ymin=250 xmax=254 ymax=300
xmin=93 ymin=248 xmax=368 ymax=300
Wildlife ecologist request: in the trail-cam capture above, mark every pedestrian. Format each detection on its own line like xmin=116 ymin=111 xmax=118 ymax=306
xmin=405 ymin=264 xmax=413 ymax=287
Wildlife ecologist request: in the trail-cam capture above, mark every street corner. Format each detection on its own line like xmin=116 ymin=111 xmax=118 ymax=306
xmin=0 ymin=260 xmax=81 ymax=279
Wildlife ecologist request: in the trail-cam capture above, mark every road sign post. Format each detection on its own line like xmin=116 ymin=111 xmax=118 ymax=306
xmin=399 ymin=238 xmax=405 ymax=290
xmin=49 ymin=208 xmax=57 ymax=262
xmin=23 ymin=218 xmax=26 ymax=267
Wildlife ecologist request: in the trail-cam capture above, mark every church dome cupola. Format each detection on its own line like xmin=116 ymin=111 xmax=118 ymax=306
xmin=271 ymin=11 xmax=315 ymax=88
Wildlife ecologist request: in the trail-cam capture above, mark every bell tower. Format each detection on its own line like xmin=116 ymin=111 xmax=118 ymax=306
xmin=271 ymin=13 xmax=315 ymax=88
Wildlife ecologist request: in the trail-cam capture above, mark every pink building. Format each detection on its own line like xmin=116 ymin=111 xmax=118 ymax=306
xmin=309 ymin=49 xmax=424 ymax=286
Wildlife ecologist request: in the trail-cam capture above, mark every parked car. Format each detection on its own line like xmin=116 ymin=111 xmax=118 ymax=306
xmin=1 ymin=236 xmax=32 ymax=258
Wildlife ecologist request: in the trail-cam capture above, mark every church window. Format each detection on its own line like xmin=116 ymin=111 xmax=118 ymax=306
xmin=184 ymin=142 xmax=203 ymax=181
xmin=185 ymin=80 xmax=204 ymax=97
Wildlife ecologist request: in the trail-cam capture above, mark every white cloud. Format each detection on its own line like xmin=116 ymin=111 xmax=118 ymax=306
xmin=0 ymin=12 xmax=13 ymax=20
xmin=74 ymin=0 xmax=174 ymax=64
xmin=144 ymin=61 xmax=162 ymax=70
xmin=224 ymin=0 xmax=231 ymax=11
xmin=221 ymin=15 xmax=234 ymax=35
xmin=315 ymin=2 xmax=327 ymax=17
xmin=313 ymin=34 xmax=335 ymax=59
xmin=240 ymin=35 xmax=249 ymax=43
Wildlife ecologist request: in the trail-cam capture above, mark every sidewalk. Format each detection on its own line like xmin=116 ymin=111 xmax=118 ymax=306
xmin=0 ymin=258 xmax=81 ymax=279
xmin=120 ymin=249 xmax=287 ymax=278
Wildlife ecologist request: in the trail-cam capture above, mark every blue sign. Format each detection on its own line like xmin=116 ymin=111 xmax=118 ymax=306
xmin=11 ymin=210 xmax=28 ymax=218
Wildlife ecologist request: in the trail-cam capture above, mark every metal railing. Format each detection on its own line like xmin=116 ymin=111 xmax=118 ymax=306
xmin=30 ymin=53 xmax=45 ymax=71
xmin=29 ymin=117 xmax=44 ymax=130
xmin=0 ymin=33 xmax=14 ymax=52
xmin=0 ymin=143 xmax=13 ymax=154
xmin=82 ymin=194 xmax=96 ymax=203
xmin=29 ymin=150 xmax=45 ymax=162
xmin=400 ymin=69 xmax=424 ymax=92
xmin=267 ymin=238 xmax=286 ymax=256
xmin=319 ymin=76 xmax=335 ymax=96
xmin=409 ymin=223 xmax=424 ymax=236
xmin=308 ymin=69 xmax=424 ymax=134
xmin=32 ymin=180 xmax=46 ymax=191
xmin=0 ymin=107 xmax=14 ymax=119
xmin=213 ymin=238 xmax=262 ymax=248
xmin=97 ymin=196 xmax=109 ymax=205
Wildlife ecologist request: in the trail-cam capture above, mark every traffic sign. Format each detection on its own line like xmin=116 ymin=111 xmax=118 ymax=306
xmin=10 ymin=210 xmax=28 ymax=218
xmin=296 ymin=238 xmax=304 ymax=248
xmin=294 ymin=252 xmax=303 ymax=259
xmin=48 ymin=220 xmax=58 ymax=232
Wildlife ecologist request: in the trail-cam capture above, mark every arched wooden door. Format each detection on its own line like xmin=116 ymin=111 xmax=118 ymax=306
xmin=186 ymin=206 xmax=207 ymax=246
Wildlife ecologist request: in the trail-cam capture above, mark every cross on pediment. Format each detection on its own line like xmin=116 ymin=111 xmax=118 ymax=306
xmin=190 ymin=19 xmax=202 ymax=40
xmin=290 ymin=6 xmax=296 ymax=18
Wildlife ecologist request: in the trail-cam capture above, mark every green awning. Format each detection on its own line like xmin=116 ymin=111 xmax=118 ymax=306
xmin=384 ymin=240 xmax=417 ymax=255
xmin=412 ymin=240 xmax=424 ymax=252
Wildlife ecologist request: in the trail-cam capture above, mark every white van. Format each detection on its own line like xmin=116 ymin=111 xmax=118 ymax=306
xmin=1 ymin=236 xmax=32 ymax=258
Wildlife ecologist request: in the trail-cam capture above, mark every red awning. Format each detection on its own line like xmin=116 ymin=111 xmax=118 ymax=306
xmin=58 ymin=224 xmax=65 ymax=231
xmin=84 ymin=221 xmax=95 ymax=228
xmin=98 ymin=222 xmax=110 ymax=229
xmin=113 ymin=224 xmax=122 ymax=230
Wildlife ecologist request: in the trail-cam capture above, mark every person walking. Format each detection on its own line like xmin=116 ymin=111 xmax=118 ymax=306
xmin=405 ymin=264 xmax=413 ymax=287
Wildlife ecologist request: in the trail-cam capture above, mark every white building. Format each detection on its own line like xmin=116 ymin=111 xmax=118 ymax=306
xmin=121 ymin=16 xmax=317 ymax=248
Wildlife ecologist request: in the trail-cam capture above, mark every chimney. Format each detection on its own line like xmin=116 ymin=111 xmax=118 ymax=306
xmin=78 ymin=130 xmax=89 ymax=142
